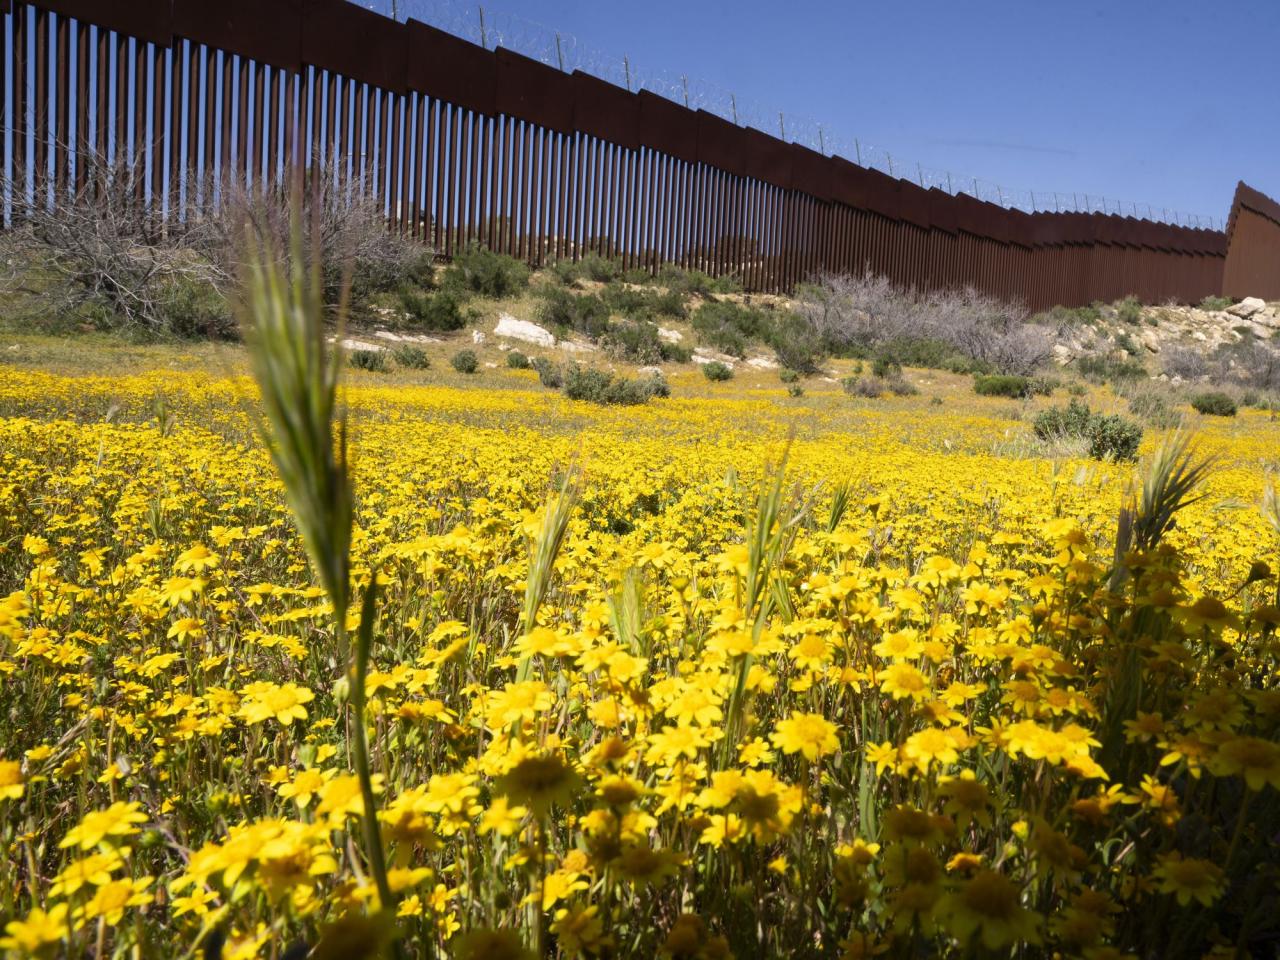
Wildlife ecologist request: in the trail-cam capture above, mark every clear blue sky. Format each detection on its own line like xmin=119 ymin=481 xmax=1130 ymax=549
xmin=393 ymin=0 xmax=1279 ymax=225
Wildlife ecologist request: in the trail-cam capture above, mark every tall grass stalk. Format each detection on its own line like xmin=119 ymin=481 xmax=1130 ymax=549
xmin=1102 ymin=429 xmax=1212 ymax=763
xmin=515 ymin=467 xmax=583 ymax=682
xmin=237 ymin=203 xmax=400 ymax=938
xmin=1111 ymin=429 xmax=1213 ymax=589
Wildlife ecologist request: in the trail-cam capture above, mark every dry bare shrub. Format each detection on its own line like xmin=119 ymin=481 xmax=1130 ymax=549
xmin=793 ymin=272 xmax=1050 ymax=375
xmin=0 ymin=154 xmax=233 ymax=336
xmin=792 ymin=269 xmax=919 ymax=353
xmin=1162 ymin=345 xmax=1209 ymax=381
xmin=0 ymin=149 xmax=431 ymax=338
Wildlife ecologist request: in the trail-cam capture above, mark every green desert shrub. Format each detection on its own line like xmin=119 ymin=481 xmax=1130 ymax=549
xmin=1115 ymin=295 xmax=1143 ymax=325
xmin=505 ymin=351 xmax=531 ymax=369
xmin=769 ymin=313 xmax=826 ymax=375
xmin=399 ymin=289 xmax=466 ymax=331
xmin=562 ymin=365 xmax=668 ymax=405
xmin=871 ymin=354 xmax=902 ymax=379
xmin=1076 ymin=354 xmax=1146 ymax=384
xmin=532 ymin=358 xmax=563 ymax=388
xmin=441 ymin=246 xmax=530 ymax=298
xmin=450 ymin=349 xmax=479 ymax=374
xmin=690 ymin=300 xmax=772 ymax=358
xmin=974 ymin=374 xmax=1031 ymax=398
xmin=392 ymin=345 xmax=430 ymax=369
xmin=1190 ymin=391 xmax=1237 ymax=417
xmin=844 ymin=376 xmax=884 ymax=399
xmin=1033 ymin=399 xmax=1142 ymax=461
xmin=702 ymin=361 xmax=733 ymax=382
xmin=536 ymin=288 xmax=612 ymax=340
xmin=349 ymin=348 xmax=389 ymax=373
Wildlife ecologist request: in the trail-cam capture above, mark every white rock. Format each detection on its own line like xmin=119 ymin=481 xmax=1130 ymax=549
xmin=494 ymin=313 xmax=556 ymax=348
xmin=692 ymin=348 xmax=736 ymax=366
xmin=658 ymin=327 xmax=683 ymax=344
xmin=638 ymin=365 xmax=662 ymax=375
xmin=746 ymin=356 xmax=778 ymax=370
xmin=1227 ymin=296 xmax=1266 ymax=319
xmin=338 ymin=338 xmax=385 ymax=352
xmin=472 ymin=329 xmax=487 ymax=345
xmin=373 ymin=330 xmax=441 ymax=344
xmin=558 ymin=339 xmax=597 ymax=354
xmin=1253 ymin=309 xmax=1280 ymax=329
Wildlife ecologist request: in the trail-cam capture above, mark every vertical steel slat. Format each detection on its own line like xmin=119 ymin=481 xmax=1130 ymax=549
xmin=132 ymin=39 xmax=147 ymax=201
xmin=463 ymin=108 xmax=478 ymax=248
xmin=503 ymin=115 xmax=516 ymax=256
xmin=409 ymin=92 xmax=424 ymax=240
xmin=435 ymin=101 xmax=448 ymax=254
xmin=426 ymin=97 xmax=440 ymax=251
xmin=249 ymin=59 xmax=264 ymax=188
xmin=478 ymin=113 xmax=491 ymax=249
xmin=379 ymin=88 xmax=392 ymax=204
xmin=218 ymin=50 xmax=231 ymax=187
xmin=488 ymin=113 xmax=502 ymax=251
xmin=455 ymin=103 xmax=465 ymax=253
xmin=538 ymin=126 xmax=550 ymax=264
xmin=33 ymin=8 xmax=47 ymax=192
xmin=166 ymin=42 xmax=182 ymax=214
xmin=554 ymin=131 xmax=568 ymax=261
xmin=360 ymin=81 xmax=374 ymax=196
xmin=564 ymin=132 xmax=578 ymax=260
xmin=201 ymin=46 xmax=215 ymax=198
xmin=233 ymin=54 xmax=247 ymax=186
xmin=149 ymin=43 xmax=162 ymax=212
xmin=13 ymin=4 xmax=28 ymax=208
xmin=53 ymin=13 xmax=68 ymax=195
xmin=389 ymin=92 xmax=403 ymax=234
xmin=263 ymin=64 xmax=274 ymax=191
xmin=591 ymin=137 xmax=603 ymax=260
xmin=94 ymin=21 xmax=108 ymax=164
xmin=619 ymin=146 xmax=633 ymax=269
xmin=322 ymin=70 xmax=336 ymax=177
xmin=73 ymin=19 xmax=89 ymax=195
xmin=350 ymin=79 xmax=360 ymax=193
xmin=517 ymin=118 xmax=529 ymax=258
xmin=281 ymin=66 xmax=295 ymax=181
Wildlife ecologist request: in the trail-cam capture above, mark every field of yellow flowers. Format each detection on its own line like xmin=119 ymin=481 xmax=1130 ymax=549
xmin=1 ymin=345 xmax=1278 ymax=958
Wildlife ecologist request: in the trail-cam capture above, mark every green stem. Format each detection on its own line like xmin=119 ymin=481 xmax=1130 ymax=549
xmin=347 ymin=582 xmax=400 ymax=945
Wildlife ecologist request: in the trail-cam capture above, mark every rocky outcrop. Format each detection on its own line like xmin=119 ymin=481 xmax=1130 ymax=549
xmin=494 ymin=313 xmax=556 ymax=347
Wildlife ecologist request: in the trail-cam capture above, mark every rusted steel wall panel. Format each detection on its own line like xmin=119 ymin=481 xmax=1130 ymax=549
xmin=303 ymin=0 xmax=405 ymax=92
xmin=37 ymin=0 xmax=169 ymax=45
xmin=572 ymin=70 xmax=638 ymax=149
xmin=744 ymin=128 xmax=792 ymax=191
xmin=1224 ymin=199 xmax=1280 ymax=299
xmin=406 ymin=20 xmax=494 ymax=115
xmin=495 ymin=48 xmax=573 ymax=133
xmin=789 ymin=144 xmax=831 ymax=202
xmin=173 ymin=0 xmax=300 ymax=71
xmin=695 ymin=109 xmax=747 ymax=178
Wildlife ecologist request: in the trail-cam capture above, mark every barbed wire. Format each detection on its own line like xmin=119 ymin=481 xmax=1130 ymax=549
xmin=359 ymin=0 xmax=1224 ymax=230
